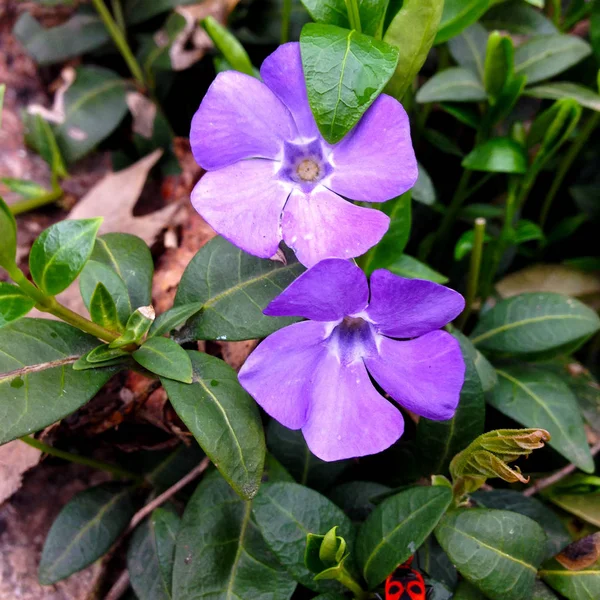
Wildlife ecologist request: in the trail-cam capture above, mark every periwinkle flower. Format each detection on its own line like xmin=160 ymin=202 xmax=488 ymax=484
xmin=238 ymin=260 xmax=466 ymax=461
xmin=190 ymin=43 xmax=417 ymax=267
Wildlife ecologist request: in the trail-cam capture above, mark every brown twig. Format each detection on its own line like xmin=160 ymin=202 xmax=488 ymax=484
xmin=104 ymin=570 xmax=130 ymax=600
xmin=523 ymin=441 xmax=600 ymax=497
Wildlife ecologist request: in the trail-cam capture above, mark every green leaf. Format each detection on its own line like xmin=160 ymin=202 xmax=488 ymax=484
xmin=144 ymin=443 xmax=206 ymax=492
xmin=84 ymin=343 xmax=130 ymax=364
xmin=435 ymin=0 xmax=491 ymax=45
xmin=540 ymin=559 xmax=600 ymax=600
xmin=39 ymin=483 xmax=136 ymax=584
xmin=22 ymin=112 xmax=68 ymax=178
xmin=29 ymin=218 xmax=102 ymax=296
xmin=545 ymin=474 xmax=600 ymax=527
xmin=252 ymin=481 xmax=355 ymax=593
xmin=454 ymin=229 xmax=493 ymax=261
xmin=471 ymin=293 xmax=600 ymax=359
xmin=89 ymin=283 xmax=123 ymax=332
xmin=454 ymin=580 xmax=488 ymax=599
xmin=13 ymin=8 xmax=110 ymax=66
xmin=413 ymin=163 xmax=437 ymax=206
xmin=161 ymin=351 xmax=265 ymax=499
xmin=356 ymin=485 xmax=452 ymax=587
xmin=484 ymin=32 xmax=515 ymax=102
xmin=512 ymin=220 xmax=544 ymax=244
xmin=483 ymin=1 xmax=557 ymax=36
xmin=173 ymin=470 xmax=296 ymax=600
xmin=0 ymin=282 xmax=35 ymax=327
xmin=416 ymin=67 xmax=487 ymax=103
xmin=202 ymin=16 xmax=254 ymax=76
xmin=462 ymin=138 xmax=527 ymax=174
xmin=1 ymin=177 xmax=48 ymax=199
xmin=174 ymin=236 xmax=304 ymax=342
xmin=125 ymin=0 xmax=198 ymax=25
xmin=593 ymin=0 xmax=600 ymax=62
xmin=448 ymin=23 xmax=488 ymax=80
xmin=514 ymin=34 xmax=591 ymax=85
xmin=91 ymin=233 xmax=154 ymax=310
xmin=417 ymin=331 xmax=485 ymax=475
xmin=300 ymin=23 xmax=399 ymax=144
xmin=383 ymin=0 xmax=444 ymax=99
xmin=0 ymin=319 xmax=119 ymax=444
xmin=435 ymin=509 xmax=547 ymax=600
xmin=133 ymin=337 xmax=192 ymax=383
xmin=301 ymin=0 xmax=389 ymax=37
xmin=490 ymin=365 xmax=594 ymax=473
xmin=525 ymin=82 xmax=600 ymax=112
xmin=109 ymin=306 xmax=155 ymax=348
xmin=329 ymin=481 xmax=391 ymax=522
xmin=417 ymin=536 xmax=458 ymax=590
xmin=0 ymin=196 xmax=17 ymax=270
xmin=148 ymin=303 xmax=203 ymax=339
xmin=387 ymin=254 xmax=449 ymax=284
xmin=127 ymin=507 xmax=180 ymax=600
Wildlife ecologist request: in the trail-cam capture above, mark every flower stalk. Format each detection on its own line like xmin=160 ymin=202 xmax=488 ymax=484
xmin=9 ymin=186 xmax=63 ymax=216
xmin=457 ymin=217 xmax=486 ymax=330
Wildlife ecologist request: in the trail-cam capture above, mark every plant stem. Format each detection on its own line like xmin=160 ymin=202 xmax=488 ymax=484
xmin=457 ymin=218 xmax=486 ymax=330
xmin=90 ymin=0 xmax=145 ymax=87
xmin=280 ymin=0 xmax=292 ymax=44
xmin=550 ymin=0 xmax=562 ymax=26
xmin=111 ymin=0 xmax=126 ymax=33
xmin=336 ymin=568 xmax=369 ymax=600
xmin=539 ymin=112 xmax=600 ymax=229
xmin=344 ymin=0 xmax=362 ymax=33
xmin=20 ymin=435 xmax=142 ymax=481
xmin=9 ymin=187 xmax=63 ymax=216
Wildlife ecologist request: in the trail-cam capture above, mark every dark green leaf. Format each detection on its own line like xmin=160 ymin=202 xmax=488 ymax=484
xmin=22 ymin=112 xmax=68 ymax=178
xmin=29 ymin=218 xmax=102 ymax=296
xmin=440 ymin=102 xmax=481 ymax=128
xmin=489 ymin=364 xmax=594 ymax=473
xmin=39 ymin=483 xmax=136 ymax=584
xmin=540 ymin=559 xmax=600 ymax=600
xmin=514 ymin=34 xmax=591 ymax=85
xmin=448 ymin=23 xmax=488 ymax=80
xmin=252 ymin=481 xmax=354 ymax=593
xmin=161 ymin=352 xmax=265 ymax=499
xmin=301 ymin=0 xmax=389 ymax=37
xmin=0 ymin=196 xmax=17 ymax=270
xmin=1 ymin=177 xmax=48 ymax=199
xmin=125 ymin=0 xmax=198 ymax=25
xmin=383 ymin=0 xmax=444 ymax=99
xmin=525 ymin=83 xmax=600 ymax=112
xmin=454 ymin=580 xmax=487 ymax=599
xmin=462 ymin=138 xmax=527 ymax=174
xmin=300 ymin=23 xmax=399 ymax=143
xmin=545 ymin=474 xmax=600 ymax=527
xmin=471 ymin=292 xmax=600 ymax=360
xmin=413 ymin=163 xmax=437 ymax=206
xmin=435 ymin=509 xmax=547 ymax=600
xmin=85 ymin=344 xmax=130 ymax=364
xmin=143 ymin=443 xmax=206 ymax=492
xmin=483 ymin=1 xmax=557 ymax=36
xmin=202 ymin=16 xmax=254 ymax=77
xmin=148 ymin=303 xmax=203 ymax=338
xmin=387 ymin=254 xmax=449 ymax=284
xmin=174 ymin=236 xmax=303 ymax=342
xmin=532 ymin=580 xmax=560 ymax=600
xmin=512 ymin=220 xmax=544 ymax=244
xmin=0 ymin=319 xmax=118 ymax=444
xmin=0 ymin=283 xmax=35 ymax=327
xmin=133 ymin=337 xmax=192 ymax=383
xmin=454 ymin=229 xmax=492 ymax=261
xmin=416 ymin=67 xmax=487 ymax=103
xmin=423 ymin=128 xmax=465 ymax=156
xmin=89 ymin=283 xmax=123 ymax=332
xmin=173 ymin=470 xmax=296 ymax=600
xmin=417 ymin=536 xmax=458 ymax=590
xmin=329 ymin=481 xmax=391 ymax=522
xmin=435 ymin=0 xmax=490 ymax=45
xmin=593 ymin=0 xmax=600 ymax=62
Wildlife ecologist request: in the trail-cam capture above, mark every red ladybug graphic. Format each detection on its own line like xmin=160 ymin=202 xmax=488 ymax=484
xmin=385 ymin=556 xmax=426 ymax=600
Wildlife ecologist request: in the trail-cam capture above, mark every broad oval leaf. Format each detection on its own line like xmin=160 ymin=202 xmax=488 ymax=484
xmin=435 ymin=509 xmax=547 ymax=600
xmin=540 ymin=559 xmax=600 ymax=600
xmin=89 ymin=282 xmax=122 ymax=332
xmin=483 ymin=1 xmax=557 ymax=36
xmin=416 ymin=68 xmax=487 ymax=103
xmin=252 ymin=481 xmax=355 ymax=593
xmin=29 ymin=218 xmax=102 ymax=296
xmin=133 ymin=337 xmax=192 ymax=383
xmin=448 ymin=23 xmax=488 ymax=79
xmin=0 ymin=282 xmax=35 ymax=327
xmin=173 ymin=470 xmax=296 ymax=600
xmin=435 ymin=0 xmax=490 ymax=45
xmin=161 ymin=351 xmax=265 ymax=499
xmin=462 ymin=138 xmax=528 ymax=174
xmin=471 ymin=292 xmax=600 ymax=359
xmin=525 ymin=83 xmax=600 ymax=112
xmin=0 ymin=319 xmax=118 ymax=444
xmin=301 ymin=0 xmax=389 ymax=37
xmin=356 ymin=485 xmax=452 ymax=587
xmin=490 ymin=365 xmax=594 ymax=473
xmin=300 ymin=23 xmax=399 ymax=144
xmin=39 ymin=483 xmax=136 ymax=584
xmin=514 ymin=34 xmax=592 ymax=85
xmin=174 ymin=236 xmax=304 ymax=341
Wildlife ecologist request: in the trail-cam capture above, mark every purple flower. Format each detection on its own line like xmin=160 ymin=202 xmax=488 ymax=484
xmin=189 ymin=43 xmax=417 ymax=267
xmin=238 ymin=260 xmax=466 ymax=462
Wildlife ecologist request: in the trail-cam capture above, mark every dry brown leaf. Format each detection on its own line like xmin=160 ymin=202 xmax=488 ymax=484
xmin=217 ymin=340 xmax=258 ymax=371
xmin=0 ymin=440 xmax=42 ymax=506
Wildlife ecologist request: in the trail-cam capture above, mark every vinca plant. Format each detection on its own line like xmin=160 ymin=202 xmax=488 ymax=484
xmin=1 ymin=0 xmax=600 ymax=599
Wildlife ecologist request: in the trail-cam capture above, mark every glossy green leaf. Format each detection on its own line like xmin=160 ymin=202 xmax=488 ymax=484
xmin=91 ymin=233 xmax=154 ymax=310
xmin=0 ymin=282 xmax=35 ymax=327
xmin=462 ymin=138 xmax=527 ymax=174
xmin=489 ymin=365 xmax=594 ymax=472
xmin=540 ymin=559 xmax=600 ymax=600
xmin=0 ymin=319 xmax=118 ymax=444
xmin=417 ymin=332 xmax=485 ymax=475
xmin=109 ymin=306 xmax=155 ymax=349
xmin=173 ymin=470 xmax=296 ymax=600
xmin=89 ymin=282 xmax=123 ymax=331
xmin=528 ymin=99 xmax=581 ymax=161
xmin=448 ymin=23 xmax=488 ymax=80
xmin=301 ymin=0 xmax=389 ymax=37
xmin=417 ymin=537 xmax=458 ymax=590
xmin=435 ymin=509 xmax=547 ymax=600
xmin=416 ymin=67 xmax=487 ymax=103
xmin=127 ymin=507 xmax=180 ymax=600
xmin=356 ymin=485 xmax=452 ymax=587
xmin=472 ymin=293 xmax=600 ymax=359
xmin=383 ymin=0 xmax=444 ymax=99
xmin=22 ymin=112 xmax=68 ymax=178
xmin=29 ymin=218 xmax=102 ymax=296
xmin=0 ymin=197 xmax=17 ymax=270
xmin=1 ymin=177 xmax=48 ymax=199
xmin=514 ymin=34 xmax=591 ymax=85
xmin=174 ymin=236 xmax=303 ymax=341
xmin=483 ymin=1 xmax=557 ymax=35
xmin=512 ymin=220 xmax=544 ymax=244
xmin=329 ymin=481 xmax=391 ymax=522
xmin=454 ymin=580 xmax=487 ymax=599
xmin=39 ymin=483 xmax=136 ymax=584
xmin=133 ymin=337 xmax=192 ymax=383
xmin=525 ymin=82 xmax=600 ymax=112
xmin=387 ymin=254 xmax=449 ymax=284
xmin=435 ymin=0 xmax=491 ymax=45
xmin=546 ymin=475 xmax=600 ymax=527
xmin=84 ymin=344 xmax=130 ymax=364
xmin=484 ymin=32 xmax=515 ymax=102
xmin=487 ymin=73 xmax=527 ymax=126
xmin=148 ymin=303 xmax=203 ymax=338
xmin=202 ymin=16 xmax=254 ymax=76
xmin=161 ymin=351 xmax=265 ymax=499
xmin=252 ymin=482 xmax=354 ymax=593
xmin=300 ymin=23 xmax=399 ymax=143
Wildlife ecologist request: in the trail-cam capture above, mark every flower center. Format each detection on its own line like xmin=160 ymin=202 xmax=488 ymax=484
xmin=296 ymin=159 xmax=321 ymax=182
xmin=278 ymin=139 xmax=332 ymax=191
xmin=328 ymin=316 xmax=378 ymax=364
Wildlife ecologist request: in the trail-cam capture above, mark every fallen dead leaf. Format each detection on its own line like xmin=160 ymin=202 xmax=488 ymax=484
xmin=217 ymin=339 xmax=258 ymax=371
xmin=0 ymin=440 xmax=41 ymax=506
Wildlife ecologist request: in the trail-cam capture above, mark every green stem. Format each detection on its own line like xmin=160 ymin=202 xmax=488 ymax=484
xmin=20 ymin=436 xmax=143 ymax=482
xmin=550 ymin=0 xmax=561 ymax=26
xmin=280 ymin=0 xmax=292 ymax=44
xmin=457 ymin=217 xmax=486 ymax=330
xmin=9 ymin=187 xmax=62 ymax=216
xmin=90 ymin=0 xmax=145 ymax=87
xmin=336 ymin=568 xmax=369 ymax=600
xmin=111 ymin=0 xmax=126 ymax=33
xmin=344 ymin=0 xmax=362 ymax=33
xmin=539 ymin=112 xmax=600 ymax=229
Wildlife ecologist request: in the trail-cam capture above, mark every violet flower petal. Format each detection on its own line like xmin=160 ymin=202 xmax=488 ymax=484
xmin=281 ymin=186 xmax=390 ymax=268
xmin=326 ymin=94 xmax=418 ymax=202
xmin=191 ymin=159 xmax=291 ymax=258
xmin=260 ymin=42 xmax=319 ymax=140
xmin=238 ymin=321 xmax=328 ymax=429
xmin=366 ymin=269 xmax=465 ymax=338
xmin=264 ymin=258 xmax=368 ymax=321
xmin=302 ymin=352 xmax=405 ymax=461
xmin=364 ymin=331 xmax=465 ymax=421
xmin=190 ymin=71 xmax=297 ymax=170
